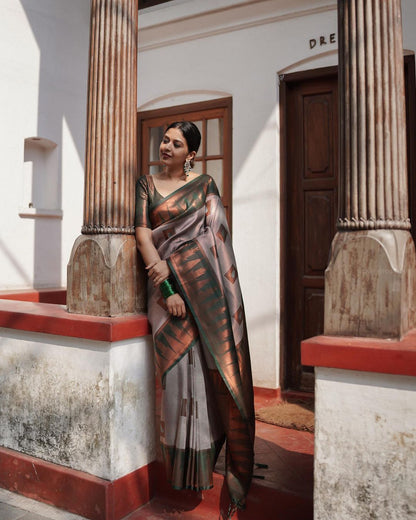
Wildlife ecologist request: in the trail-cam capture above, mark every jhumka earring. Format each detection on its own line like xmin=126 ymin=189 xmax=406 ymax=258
xmin=184 ymin=159 xmax=192 ymax=178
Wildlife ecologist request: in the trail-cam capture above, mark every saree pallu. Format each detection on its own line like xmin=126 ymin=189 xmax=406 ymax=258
xmin=135 ymin=174 xmax=255 ymax=508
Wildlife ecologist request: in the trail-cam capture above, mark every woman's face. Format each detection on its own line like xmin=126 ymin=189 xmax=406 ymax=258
xmin=159 ymin=127 xmax=194 ymax=169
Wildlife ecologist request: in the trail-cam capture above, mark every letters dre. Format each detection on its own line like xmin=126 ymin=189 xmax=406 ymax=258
xmin=310 ymin=33 xmax=336 ymax=49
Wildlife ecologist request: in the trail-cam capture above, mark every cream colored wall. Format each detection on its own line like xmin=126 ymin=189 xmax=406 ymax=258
xmin=0 ymin=0 xmax=89 ymax=290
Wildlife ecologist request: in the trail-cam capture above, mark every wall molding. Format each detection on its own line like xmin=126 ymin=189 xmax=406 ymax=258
xmin=139 ymin=1 xmax=337 ymax=52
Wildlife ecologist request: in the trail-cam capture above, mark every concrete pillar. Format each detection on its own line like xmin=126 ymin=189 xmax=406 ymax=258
xmin=67 ymin=0 xmax=146 ymax=316
xmin=325 ymin=0 xmax=416 ymax=338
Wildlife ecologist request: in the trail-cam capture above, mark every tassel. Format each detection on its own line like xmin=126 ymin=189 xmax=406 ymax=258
xmin=226 ymin=502 xmax=238 ymax=519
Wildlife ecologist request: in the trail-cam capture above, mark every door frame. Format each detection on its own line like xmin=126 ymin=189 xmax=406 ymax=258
xmin=279 ymin=66 xmax=338 ymax=391
xmin=405 ymin=54 xmax=416 ymax=242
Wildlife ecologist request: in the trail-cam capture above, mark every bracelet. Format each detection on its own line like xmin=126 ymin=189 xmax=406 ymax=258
xmin=160 ymin=279 xmax=176 ymax=299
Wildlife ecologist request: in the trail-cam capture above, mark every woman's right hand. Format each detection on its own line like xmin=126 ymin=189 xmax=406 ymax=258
xmin=147 ymin=260 xmax=170 ymax=287
xmin=166 ymin=293 xmax=186 ymax=318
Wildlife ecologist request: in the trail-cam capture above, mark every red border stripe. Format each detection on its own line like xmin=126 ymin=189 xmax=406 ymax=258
xmin=0 ymin=446 xmax=156 ymax=520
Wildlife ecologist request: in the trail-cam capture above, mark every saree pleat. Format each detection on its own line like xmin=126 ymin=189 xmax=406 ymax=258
xmin=135 ymin=174 xmax=255 ymax=508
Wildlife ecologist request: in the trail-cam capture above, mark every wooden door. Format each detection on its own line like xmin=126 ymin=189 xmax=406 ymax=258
xmin=281 ymin=57 xmax=415 ymax=392
xmin=282 ymin=69 xmax=338 ymax=392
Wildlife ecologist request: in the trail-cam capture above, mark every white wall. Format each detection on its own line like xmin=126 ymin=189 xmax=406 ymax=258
xmin=402 ymin=0 xmax=416 ymax=53
xmin=315 ymin=368 xmax=416 ymax=520
xmin=138 ymin=0 xmax=339 ymax=387
xmin=0 ymin=0 xmax=89 ymax=290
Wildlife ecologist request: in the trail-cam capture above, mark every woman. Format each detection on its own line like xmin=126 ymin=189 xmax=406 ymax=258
xmin=134 ymin=121 xmax=255 ymax=517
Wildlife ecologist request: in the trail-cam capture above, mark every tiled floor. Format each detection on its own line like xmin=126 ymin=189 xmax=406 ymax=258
xmin=0 ymin=392 xmax=314 ymax=520
xmin=253 ymin=391 xmax=314 ymax=497
xmin=252 ymin=420 xmax=314 ymax=495
xmin=128 ymin=392 xmax=314 ymax=519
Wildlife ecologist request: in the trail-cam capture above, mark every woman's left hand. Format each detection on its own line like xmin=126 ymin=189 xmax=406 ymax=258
xmin=147 ymin=260 xmax=170 ymax=287
xmin=166 ymin=293 xmax=186 ymax=318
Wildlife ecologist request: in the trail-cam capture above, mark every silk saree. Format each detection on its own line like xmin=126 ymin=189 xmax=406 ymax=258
xmin=135 ymin=174 xmax=255 ymax=509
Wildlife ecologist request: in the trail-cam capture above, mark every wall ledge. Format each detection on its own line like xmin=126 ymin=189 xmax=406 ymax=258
xmin=301 ymin=330 xmax=416 ymax=377
xmin=0 ymin=299 xmax=150 ymax=342
xmin=18 ymin=208 xmax=63 ymax=219
xmin=0 ymin=288 xmax=66 ymax=304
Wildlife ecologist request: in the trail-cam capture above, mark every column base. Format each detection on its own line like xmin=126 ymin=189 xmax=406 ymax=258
xmin=324 ymin=230 xmax=416 ymax=339
xmin=67 ymin=234 xmax=146 ymax=317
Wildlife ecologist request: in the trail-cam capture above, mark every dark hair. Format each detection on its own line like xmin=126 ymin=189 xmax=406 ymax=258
xmin=165 ymin=121 xmax=201 ymax=155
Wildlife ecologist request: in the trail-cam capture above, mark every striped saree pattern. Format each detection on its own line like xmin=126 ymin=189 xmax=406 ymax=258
xmin=135 ymin=174 xmax=255 ymax=508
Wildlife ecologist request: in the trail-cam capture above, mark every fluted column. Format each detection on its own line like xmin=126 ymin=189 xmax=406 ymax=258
xmin=83 ymin=0 xmax=137 ymax=235
xmin=67 ymin=0 xmax=146 ymax=316
xmin=324 ymin=0 xmax=416 ymax=338
xmin=338 ymin=0 xmax=410 ymax=231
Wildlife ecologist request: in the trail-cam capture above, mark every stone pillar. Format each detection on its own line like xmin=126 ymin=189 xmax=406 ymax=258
xmin=325 ymin=0 xmax=416 ymax=338
xmin=67 ymin=0 xmax=146 ymax=316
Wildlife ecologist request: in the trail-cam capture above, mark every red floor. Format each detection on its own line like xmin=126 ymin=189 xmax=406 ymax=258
xmin=127 ymin=392 xmax=314 ymax=520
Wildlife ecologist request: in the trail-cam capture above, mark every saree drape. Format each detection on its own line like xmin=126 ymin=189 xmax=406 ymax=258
xmin=135 ymin=174 xmax=255 ymax=508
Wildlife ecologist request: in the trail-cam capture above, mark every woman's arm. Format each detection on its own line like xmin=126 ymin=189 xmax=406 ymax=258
xmin=135 ymin=227 xmax=164 ymax=277
xmin=135 ymin=227 xmax=186 ymax=318
xmin=135 ymin=227 xmax=170 ymax=285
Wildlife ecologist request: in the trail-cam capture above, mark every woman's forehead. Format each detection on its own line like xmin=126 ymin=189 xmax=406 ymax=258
xmin=164 ymin=127 xmax=185 ymax=141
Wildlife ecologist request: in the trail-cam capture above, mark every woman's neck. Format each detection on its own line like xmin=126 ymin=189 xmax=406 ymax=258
xmin=162 ymin=165 xmax=186 ymax=180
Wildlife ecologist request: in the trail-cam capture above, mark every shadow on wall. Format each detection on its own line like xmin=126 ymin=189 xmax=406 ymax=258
xmin=0 ymin=238 xmax=32 ymax=287
xmin=20 ymin=0 xmax=89 ymax=288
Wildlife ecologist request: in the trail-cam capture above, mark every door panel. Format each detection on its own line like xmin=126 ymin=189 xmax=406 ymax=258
xmin=304 ymin=95 xmax=334 ymax=177
xmin=304 ymin=191 xmax=334 ymax=274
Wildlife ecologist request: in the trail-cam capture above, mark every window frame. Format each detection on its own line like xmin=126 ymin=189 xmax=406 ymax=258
xmin=138 ymin=0 xmax=172 ymax=10
xmin=137 ymin=97 xmax=233 ymax=229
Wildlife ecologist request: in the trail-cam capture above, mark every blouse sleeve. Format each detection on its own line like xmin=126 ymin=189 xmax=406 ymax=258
xmin=134 ymin=176 xmax=151 ymax=229
xmin=206 ymin=175 xmax=220 ymax=197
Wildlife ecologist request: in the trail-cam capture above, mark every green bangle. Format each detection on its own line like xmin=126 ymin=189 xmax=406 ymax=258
xmin=160 ymin=279 xmax=176 ymax=299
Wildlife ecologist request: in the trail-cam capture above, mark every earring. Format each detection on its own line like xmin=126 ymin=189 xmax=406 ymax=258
xmin=184 ymin=159 xmax=192 ymax=178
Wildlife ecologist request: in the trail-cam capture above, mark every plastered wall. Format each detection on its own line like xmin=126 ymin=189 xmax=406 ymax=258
xmin=0 ymin=329 xmax=156 ymax=480
xmin=315 ymin=368 xmax=416 ymax=520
